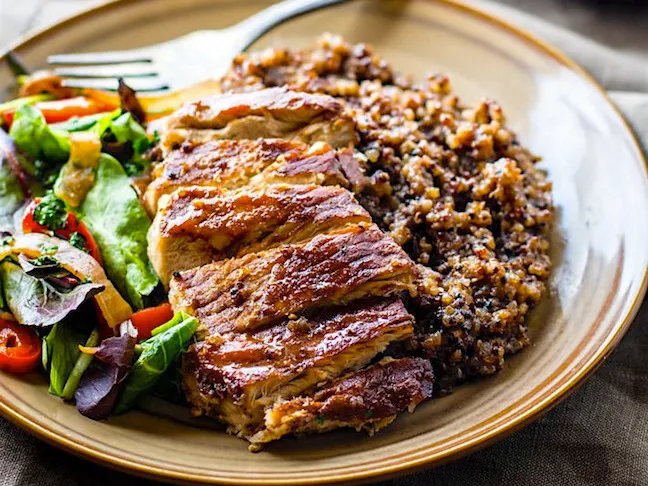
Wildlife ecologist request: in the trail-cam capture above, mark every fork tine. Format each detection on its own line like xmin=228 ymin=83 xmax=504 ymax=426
xmin=48 ymin=50 xmax=152 ymax=65
xmin=61 ymin=77 xmax=169 ymax=92
xmin=54 ymin=63 xmax=157 ymax=79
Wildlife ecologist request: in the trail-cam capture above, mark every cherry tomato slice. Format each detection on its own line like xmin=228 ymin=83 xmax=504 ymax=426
xmin=130 ymin=303 xmax=174 ymax=341
xmin=21 ymin=199 xmax=44 ymax=234
xmin=21 ymin=198 xmax=103 ymax=265
xmin=0 ymin=319 xmax=41 ymax=374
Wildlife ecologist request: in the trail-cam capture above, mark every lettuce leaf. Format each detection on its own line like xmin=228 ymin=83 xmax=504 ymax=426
xmin=44 ymin=321 xmax=85 ymax=397
xmin=151 ymin=359 xmax=187 ymax=405
xmin=9 ymin=104 xmax=70 ymax=163
xmin=96 ymin=112 xmax=151 ymax=176
xmin=0 ymin=128 xmax=28 ymax=231
xmin=44 ymin=322 xmax=83 ymax=396
xmin=75 ymin=331 xmax=136 ymax=420
xmin=43 ymin=321 xmax=99 ymax=399
xmin=79 ymin=153 xmax=158 ymax=309
xmin=0 ymin=260 xmax=104 ymax=327
xmin=59 ymin=328 xmax=100 ymax=400
xmin=9 ymin=106 xmax=150 ymax=182
xmin=108 ymin=112 xmax=150 ymax=151
xmin=115 ymin=312 xmax=197 ymax=414
xmin=0 ymin=156 xmax=24 ymax=231
xmin=51 ymin=110 xmax=118 ymax=133
xmin=8 ymin=104 xmax=71 ymax=186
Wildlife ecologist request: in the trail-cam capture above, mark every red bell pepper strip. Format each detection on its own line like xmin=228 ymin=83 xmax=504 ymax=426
xmin=3 ymin=96 xmax=114 ymax=127
xmin=0 ymin=319 xmax=41 ymax=374
xmin=129 ymin=303 xmax=174 ymax=341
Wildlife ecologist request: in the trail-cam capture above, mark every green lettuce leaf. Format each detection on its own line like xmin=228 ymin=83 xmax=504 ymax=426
xmin=0 ymin=269 xmax=4 ymax=311
xmin=151 ymin=359 xmax=187 ymax=405
xmin=93 ymin=110 xmax=123 ymax=138
xmin=0 ymin=165 xmax=23 ymax=211
xmin=9 ymin=104 xmax=70 ymax=163
xmin=44 ymin=321 xmax=84 ymax=397
xmin=108 ymin=112 xmax=150 ymax=151
xmin=60 ymin=328 xmax=100 ymax=400
xmin=96 ymin=112 xmax=151 ymax=176
xmin=0 ymin=128 xmax=28 ymax=231
xmin=115 ymin=312 xmax=197 ymax=414
xmin=51 ymin=109 xmax=120 ymax=133
xmin=0 ymin=157 xmax=24 ymax=230
xmin=43 ymin=322 xmax=99 ymax=399
xmin=79 ymin=153 xmax=158 ymax=308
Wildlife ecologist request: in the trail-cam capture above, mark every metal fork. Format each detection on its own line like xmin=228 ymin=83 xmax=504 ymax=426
xmin=48 ymin=0 xmax=349 ymax=93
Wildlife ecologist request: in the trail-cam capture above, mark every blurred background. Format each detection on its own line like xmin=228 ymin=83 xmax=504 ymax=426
xmin=0 ymin=0 xmax=647 ymax=64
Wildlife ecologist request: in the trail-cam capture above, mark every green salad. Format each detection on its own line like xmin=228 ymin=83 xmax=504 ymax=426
xmin=0 ymin=66 xmax=196 ymax=420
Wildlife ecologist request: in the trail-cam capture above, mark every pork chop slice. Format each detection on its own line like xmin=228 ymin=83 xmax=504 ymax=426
xmin=161 ymin=87 xmax=357 ymax=152
xmin=182 ymin=297 xmax=413 ymax=437
xmin=248 ymin=357 xmax=434 ymax=449
xmin=168 ymin=223 xmax=417 ymax=336
xmin=148 ymin=184 xmax=372 ymax=286
xmin=143 ymin=138 xmax=365 ymax=214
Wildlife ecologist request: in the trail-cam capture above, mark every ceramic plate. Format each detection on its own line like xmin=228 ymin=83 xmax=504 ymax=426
xmin=0 ymin=0 xmax=646 ymax=484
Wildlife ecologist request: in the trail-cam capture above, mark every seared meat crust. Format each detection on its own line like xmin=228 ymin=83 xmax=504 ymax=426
xmin=249 ymin=357 xmax=434 ymax=446
xmin=149 ymin=184 xmax=372 ymax=285
xmin=169 ymin=224 xmax=416 ymax=335
xmin=144 ymin=48 xmax=459 ymax=449
xmin=182 ymin=298 xmax=413 ymax=435
xmin=162 ymin=87 xmax=357 ymax=151
xmin=144 ymin=138 xmax=364 ymax=214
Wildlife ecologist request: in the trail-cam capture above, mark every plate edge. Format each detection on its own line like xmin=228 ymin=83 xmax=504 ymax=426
xmin=0 ymin=0 xmax=646 ymax=485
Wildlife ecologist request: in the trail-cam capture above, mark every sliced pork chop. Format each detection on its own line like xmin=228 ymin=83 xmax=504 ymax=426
xmin=143 ymin=139 xmax=365 ymax=214
xmin=182 ymin=298 xmax=413 ymax=437
xmin=168 ymin=223 xmax=417 ymax=336
xmin=161 ymin=87 xmax=357 ymax=152
xmin=149 ymin=184 xmax=372 ymax=286
xmin=248 ymin=357 xmax=434 ymax=448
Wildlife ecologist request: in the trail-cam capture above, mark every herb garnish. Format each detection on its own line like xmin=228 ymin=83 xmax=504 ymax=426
xmin=40 ymin=245 xmax=58 ymax=255
xmin=30 ymin=255 xmax=59 ymax=267
xmin=33 ymin=192 xmax=68 ymax=230
xmin=68 ymin=232 xmax=87 ymax=252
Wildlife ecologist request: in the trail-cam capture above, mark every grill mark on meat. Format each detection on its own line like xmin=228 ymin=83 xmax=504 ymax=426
xmin=182 ymin=298 xmax=414 ymax=435
xmin=248 ymin=357 xmax=434 ymax=446
xmin=161 ymin=87 xmax=357 ymax=152
xmin=167 ymin=87 xmax=349 ymax=130
xmin=169 ymin=224 xmax=416 ymax=335
xmin=148 ymin=184 xmax=373 ymax=286
xmin=144 ymin=139 xmax=365 ymax=214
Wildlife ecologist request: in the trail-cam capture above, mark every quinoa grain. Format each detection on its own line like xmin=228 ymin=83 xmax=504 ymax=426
xmin=222 ymin=34 xmax=553 ymax=393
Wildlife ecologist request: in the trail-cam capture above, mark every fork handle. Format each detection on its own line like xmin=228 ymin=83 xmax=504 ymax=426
xmin=234 ymin=0 xmax=350 ymax=50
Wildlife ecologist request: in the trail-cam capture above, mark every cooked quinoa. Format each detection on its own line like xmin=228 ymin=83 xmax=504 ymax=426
xmin=221 ymin=34 xmax=553 ymax=392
